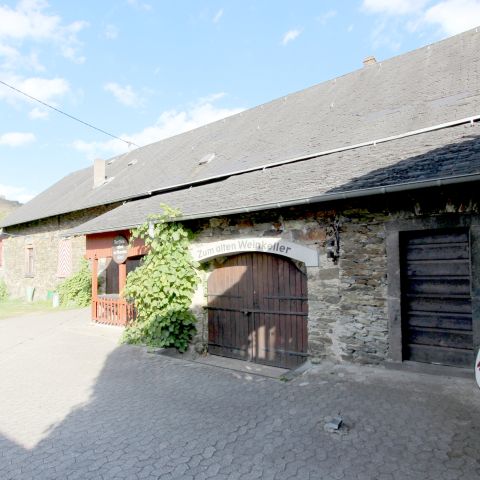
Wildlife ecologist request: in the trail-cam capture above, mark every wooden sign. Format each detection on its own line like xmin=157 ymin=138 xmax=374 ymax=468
xmin=191 ymin=237 xmax=319 ymax=267
xmin=112 ymin=235 xmax=128 ymax=264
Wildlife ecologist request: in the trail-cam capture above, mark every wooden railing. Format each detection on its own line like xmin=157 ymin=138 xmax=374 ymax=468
xmin=92 ymin=296 xmax=137 ymax=326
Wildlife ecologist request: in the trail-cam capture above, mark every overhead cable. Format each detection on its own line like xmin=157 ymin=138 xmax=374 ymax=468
xmin=0 ymin=79 xmax=140 ymax=148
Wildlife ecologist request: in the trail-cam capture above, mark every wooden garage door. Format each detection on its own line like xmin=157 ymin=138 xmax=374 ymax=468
xmin=401 ymin=229 xmax=474 ymax=368
xmin=207 ymin=253 xmax=308 ymax=369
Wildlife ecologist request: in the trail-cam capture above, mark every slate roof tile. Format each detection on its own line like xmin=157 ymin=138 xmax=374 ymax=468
xmin=66 ymin=123 xmax=480 ymax=235
xmin=3 ymin=28 xmax=480 ymax=228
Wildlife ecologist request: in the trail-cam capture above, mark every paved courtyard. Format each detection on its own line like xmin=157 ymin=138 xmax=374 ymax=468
xmin=0 ymin=309 xmax=479 ymax=480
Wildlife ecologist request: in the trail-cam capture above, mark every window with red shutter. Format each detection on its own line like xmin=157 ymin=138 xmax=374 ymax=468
xmin=57 ymin=239 xmax=72 ymax=278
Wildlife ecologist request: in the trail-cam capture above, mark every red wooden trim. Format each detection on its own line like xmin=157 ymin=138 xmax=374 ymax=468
xmin=119 ymin=263 xmax=127 ymax=296
xmin=91 ymin=258 xmax=98 ymax=319
xmin=91 ymin=295 xmax=136 ymax=326
xmin=85 ymin=230 xmax=148 ymax=260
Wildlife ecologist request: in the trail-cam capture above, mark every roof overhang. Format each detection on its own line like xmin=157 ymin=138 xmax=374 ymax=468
xmin=63 ymin=172 xmax=480 ymax=237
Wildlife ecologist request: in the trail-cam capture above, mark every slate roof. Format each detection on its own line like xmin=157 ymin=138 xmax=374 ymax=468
xmin=3 ymin=27 xmax=480 ymax=229
xmin=67 ymin=122 xmax=480 ymax=235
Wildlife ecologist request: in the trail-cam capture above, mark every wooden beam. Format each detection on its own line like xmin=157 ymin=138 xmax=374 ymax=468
xmin=119 ymin=262 xmax=127 ymax=296
xmin=91 ymin=257 xmax=98 ymax=320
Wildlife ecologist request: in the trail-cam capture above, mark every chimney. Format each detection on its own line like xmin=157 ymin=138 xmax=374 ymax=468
xmin=93 ymin=158 xmax=106 ymax=188
xmin=363 ymin=55 xmax=377 ymax=67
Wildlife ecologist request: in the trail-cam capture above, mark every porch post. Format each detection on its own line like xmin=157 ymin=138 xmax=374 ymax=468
xmin=91 ymin=256 xmax=98 ymax=320
xmin=119 ymin=262 xmax=127 ymax=325
xmin=119 ymin=262 xmax=127 ymax=295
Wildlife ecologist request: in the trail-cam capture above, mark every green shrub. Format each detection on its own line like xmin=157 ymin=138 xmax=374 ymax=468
xmin=57 ymin=259 xmax=92 ymax=307
xmin=0 ymin=279 xmax=8 ymax=302
xmin=122 ymin=205 xmax=199 ymax=352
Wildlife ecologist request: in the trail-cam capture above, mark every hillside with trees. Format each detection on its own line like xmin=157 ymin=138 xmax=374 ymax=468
xmin=0 ymin=196 xmax=21 ymax=221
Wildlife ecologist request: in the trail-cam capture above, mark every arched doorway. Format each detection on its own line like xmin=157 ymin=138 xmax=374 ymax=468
xmin=207 ymin=252 xmax=308 ymax=369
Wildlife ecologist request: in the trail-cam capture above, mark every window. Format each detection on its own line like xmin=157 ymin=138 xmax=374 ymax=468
xmin=57 ymin=239 xmax=72 ymax=278
xmin=25 ymin=246 xmax=34 ymax=277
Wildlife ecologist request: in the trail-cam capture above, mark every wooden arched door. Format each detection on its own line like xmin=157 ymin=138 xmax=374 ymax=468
xmin=207 ymin=253 xmax=308 ymax=368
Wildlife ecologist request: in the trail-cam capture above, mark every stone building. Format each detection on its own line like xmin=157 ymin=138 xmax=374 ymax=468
xmin=0 ymin=197 xmax=20 ymax=273
xmin=2 ymin=28 xmax=480 ymax=371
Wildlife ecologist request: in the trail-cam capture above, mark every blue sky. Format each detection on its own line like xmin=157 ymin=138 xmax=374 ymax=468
xmin=1 ymin=0 xmax=479 ymax=203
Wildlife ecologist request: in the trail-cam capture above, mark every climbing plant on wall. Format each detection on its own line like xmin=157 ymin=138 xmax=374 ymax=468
xmin=57 ymin=259 xmax=92 ymax=307
xmin=122 ymin=205 xmax=200 ymax=352
xmin=0 ymin=279 xmax=8 ymax=302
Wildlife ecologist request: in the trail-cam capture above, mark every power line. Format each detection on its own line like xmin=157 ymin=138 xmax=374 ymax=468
xmin=0 ymin=79 xmax=141 ymax=148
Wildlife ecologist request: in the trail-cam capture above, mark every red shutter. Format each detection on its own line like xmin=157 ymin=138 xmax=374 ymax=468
xmin=57 ymin=239 xmax=72 ymax=278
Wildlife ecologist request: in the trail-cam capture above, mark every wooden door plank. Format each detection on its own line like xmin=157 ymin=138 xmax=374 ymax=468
xmin=407 ymin=312 xmax=472 ymax=330
xmin=401 ymin=228 xmax=473 ymax=368
xmin=208 ymin=252 xmax=308 ymax=369
xmin=405 ymin=278 xmax=471 ymax=295
xmin=407 ymin=232 xmax=468 ymax=245
xmin=406 ymin=327 xmax=473 ymax=349
xmin=406 ymin=260 xmax=470 ymax=277
xmin=407 ymin=344 xmax=474 ymax=368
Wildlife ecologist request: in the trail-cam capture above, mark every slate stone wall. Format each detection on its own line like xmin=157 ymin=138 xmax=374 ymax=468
xmin=1 ymin=183 xmax=477 ymax=366
xmin=186 ymin=185 xmax=479 ymax=365
xmin=187 ymin=208 xmax=382 ymax=364
xmin=0 ymin=205 xmax=118 ymax=300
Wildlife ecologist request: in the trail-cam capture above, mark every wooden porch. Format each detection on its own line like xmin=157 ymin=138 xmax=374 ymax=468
xmin=87 ymin=230 xmax=147 ymax=327
xmin=91 ymin=295 xmax=137 ymax=326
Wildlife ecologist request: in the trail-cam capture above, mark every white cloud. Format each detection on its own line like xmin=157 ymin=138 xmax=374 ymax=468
xmin=282 ymin=29 xmax=302 ymax=46
xmin=126 ymin=0 xmax=152 ymax=11
xmin=0 ymin=74 xmax=70 ymax=106
xmin=19 ymin=76 xmax=69 ymax=103
xmin=0 ymin=44 xmax=24 ymax=67
xmin=199 ymin=92 xmax=226 ymax=103
xmin=0 ymin=132 xmax=36 ymax=147
xmin=28 ymin=106 xmax=48 ymax=119
xmin=73 ymin=94 xmax=244 ymax=159
xmin=371 ymin=19 xmax=403 ymax=50
xmin=104 ymin=82 xmax=143 ymax=108
xmin=213 ymin=8 xmax=223 ymax=23
xmin=104 ymin=24 xmax=119 ymax=40
xmin=362 ymin=0 xmax=429 ymax=15
xmin=0 ymin=0 xmax=88 ymax=63
xmin=0 ymin=74 xmax=69 ymax=120
xmin=0 ymin=183 xmax=35 ymax=203
xmin=423 ymin=0 xmax=480 ymax=35
xmin=0 ymin=0 xmax=61 ymax=40
xmin=0 ymin=43 xmax=45 ymax=72
xmin=317 ymin=10 xmax=337 ymax=25
xmin=363 ymin=0 xmax=480 ymax=43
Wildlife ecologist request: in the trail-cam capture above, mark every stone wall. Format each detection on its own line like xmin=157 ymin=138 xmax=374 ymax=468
xmin=1 ymin=183 xmax=477 ymax=366
xmin=0 ymin=205 xmax=118 ymax=300
xmin=185 ymin=207 xmax=383 ymax=364
xmin=185 ymin=184 xmax=479 ymax=365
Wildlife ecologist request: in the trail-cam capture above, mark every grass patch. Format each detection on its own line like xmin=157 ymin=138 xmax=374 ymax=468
xmin=0 ymin=299 xmax=75 ymax=320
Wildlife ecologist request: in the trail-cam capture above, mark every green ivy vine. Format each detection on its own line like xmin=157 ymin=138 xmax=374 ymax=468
xmin=122 ymin=205 xmax=200 ymax=352
xmin=57 ymin=258 xmax=92 ymax=307
xmin=0 ymin=279 xmax=8 ymax=302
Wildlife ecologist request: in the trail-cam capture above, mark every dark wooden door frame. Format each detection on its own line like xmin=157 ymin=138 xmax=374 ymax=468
xmin=386 ymin=214 xmax=480 ymax=364
xmin=401 ymin=229 xmax=473 ymax=367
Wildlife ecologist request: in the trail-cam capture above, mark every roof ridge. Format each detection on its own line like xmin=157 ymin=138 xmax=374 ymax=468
xmin=104 ymin=27 xmax=480 ymax=164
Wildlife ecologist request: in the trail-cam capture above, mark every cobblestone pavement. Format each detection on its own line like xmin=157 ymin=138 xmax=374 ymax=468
xmin=0 ymin=309 xmax=479 ymax=480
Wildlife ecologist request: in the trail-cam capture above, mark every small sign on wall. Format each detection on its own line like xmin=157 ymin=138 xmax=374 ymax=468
xmin=112 ymin=236 xmax=128 ymax=264
xmin=191 ymin=237 xmax=319 ymax=267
